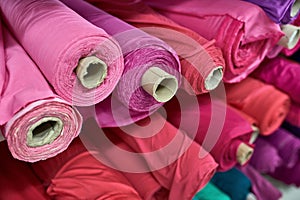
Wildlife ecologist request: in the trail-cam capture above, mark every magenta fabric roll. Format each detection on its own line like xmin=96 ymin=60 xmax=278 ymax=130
xmin=145 ymin=0 xmax=283 ymax=83
xmin=238 ymin=165 xmax=282 ymax=200
xmin=163 ymin=91 xmax=253 ymax=171
xmin=0 ymin=0 xmax=124 ymax=106
xmin=61 ymin=0 xmax=180 ymax=127
xmin=0 ymin=27 xmax=82 ymax=162
xmin=244 ymin=0 xmax=300 ymax=24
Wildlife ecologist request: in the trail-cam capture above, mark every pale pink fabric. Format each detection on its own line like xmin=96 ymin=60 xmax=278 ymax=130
xmin=226 ymin=77 xmax=290 ymax=135
xmin=0 ymin=27 xmax=82 ymax=162
xmin=145 ymin=0 xmax=284 ymax=83
xmin=0 ymin=0 xmax=124 ymax=106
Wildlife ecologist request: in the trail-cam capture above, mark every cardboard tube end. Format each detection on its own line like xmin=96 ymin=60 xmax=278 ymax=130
xmin=27 ymin=117 xmax=63 ymax=147
xmin=76 ymin=56 xmax=107 ymax=89
xmin=204 ymin=66 xmax=223 ymax=90
xmin=237 ymin=143 xmax=253 ymax=165
xmin=292 ymin=0 xmax=300 ymax=17
xmin=142 ymin=67 xmax=178 ymax=102
xmin=278 ymin=24 xmax=300 ymax=49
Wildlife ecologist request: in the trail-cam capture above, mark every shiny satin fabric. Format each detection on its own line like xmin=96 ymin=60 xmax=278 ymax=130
xmin=145 ymin=0 xmax=283 ymax=83
xmin=61 ymin=0 xmax=181 ymax=127
xmin=244 ymin=0 xmax=300 ymax=24
xmin=0 ymin=27 xmax=82 ymax=162
xmin=225 ymin=77 xmax=290 ymax=135
xmin=164 ymin=91 xmax=253 ymax=171
xmin=0 ymin=141 xmax=50 ymax=200
xmin=84 ymin=0 xmax=225 ymax=95
xmin=0 ymin=0 xmax=124 ymax=106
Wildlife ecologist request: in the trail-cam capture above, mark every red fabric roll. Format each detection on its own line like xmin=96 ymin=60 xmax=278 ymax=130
xmin=164 ymin=91 xmax=254 ymax=171
xmin=0 ymin=141 xmax=49 ymax=200
xmin=85 ymin=0 xmax=225 ymax=95
xmin=226 ymin=77 xmax=290 ymax=135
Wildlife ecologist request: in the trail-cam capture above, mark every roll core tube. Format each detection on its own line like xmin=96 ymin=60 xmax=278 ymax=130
xmin=236 ymin=142 xmax=254 ymax=165
xmin=204 ymin=66 xmax=223 ymax=91
xmin=278 ymin=24 xmax=300 ymax=49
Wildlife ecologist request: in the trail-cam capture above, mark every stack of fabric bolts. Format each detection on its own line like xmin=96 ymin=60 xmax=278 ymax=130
xmin=0 ymin=0 xmax=300 ymax=199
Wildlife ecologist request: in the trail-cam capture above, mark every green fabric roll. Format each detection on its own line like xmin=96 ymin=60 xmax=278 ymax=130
xmin=193 ymin=182 xmax=231 ymax=200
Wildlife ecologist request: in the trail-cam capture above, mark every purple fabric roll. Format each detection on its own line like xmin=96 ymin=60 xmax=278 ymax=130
xmin=249 ymin=138 xmax=282 ymax=173
xmin=238 ymin=165 xmax=282 ymax=200
xmin=61 ymin=0 xmax=180 ymax=127
xmin=244 ymin=0 xmax=300 ymax=24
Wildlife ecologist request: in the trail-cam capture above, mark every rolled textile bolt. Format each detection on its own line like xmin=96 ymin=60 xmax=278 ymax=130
xmin=76 ymin=56 xmax=108 ymax=89
xmin=204 ymin=66 xmax=223 ymax=91
xmin=249 ymin=125 xmax=260 ymax=144
xmin=278 ymin=24 xmax=300 ymax=49
xmin=142 ymin=67 xmax=178 ymax=102
xmin=292 ymin=0 xmax=300 ymax=17
xmin=236 ymin=142 xmax=254 ymax=166
xmin=27 ymin=117 xmax=63 ymax=147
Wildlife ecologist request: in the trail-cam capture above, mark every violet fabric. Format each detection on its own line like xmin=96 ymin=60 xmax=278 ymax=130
xmin=0 ymin=141 xmax=50 ymax=200
xmin=164 ymin=91 xmax=253 ymax=171
xmin=106 ymin=112 xmax=218 ymax=200
xmin=31 ymin=137 xmax=142 ymax=200
xmin=145 ymin=0 xmax=283 ymax=83
xmin=85 ymin=0 xmax=225 ymax=95
xmin=238 ymin=165 xmax=282 ymax=200
xmin=0 ymin=0 xmax=124 ymax=106
xmin=61 ymin=0 xmax=181 ymax=127
xmin=225 ymin=77 xmax=291 ymax=135
xmin=0 ymin=28 xmax=82 ymax=162
xmin=244 ymin=0 xmax=300 ymax=24
xmin=282 ymin=121 xmax=300 ymax=138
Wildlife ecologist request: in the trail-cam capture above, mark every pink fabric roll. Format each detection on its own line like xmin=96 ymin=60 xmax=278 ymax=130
xmin=106 ymin=112 xmax=218 ymax=200
xmin=164 ymin=91 xmax=254 ymax=171
xmin=0 ymin=21 xmax=5 ymax=99
xmin=0 ymin=27 xmax=82 ymax=162
xmin=0 ymin=0 xmax=124 ymax=106
xmin=226 ymin=77 xmax=291 ymax=135
xmin=145 ymin=0 xmax=284 ymax=83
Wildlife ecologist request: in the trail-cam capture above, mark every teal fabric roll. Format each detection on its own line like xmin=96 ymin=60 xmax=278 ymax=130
xmin=193 ymin=182 xmax=230 ymax=200
xmin=211 ymin=167 xmax=251 ymax=200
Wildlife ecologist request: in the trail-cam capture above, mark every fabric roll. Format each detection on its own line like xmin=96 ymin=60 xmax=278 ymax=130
xmin=282 ymin=121 xmax=300 ymax=138
xmin=0 ymin=141 xmax=50 ymax=200
xmin=193 ymin=182 xmax=230 ymax=200
xmin=164 ymin=91 xmax=254 ymax=171
xmin=61 ymin=0 xmax=181 ymax=127
xmin=0 ymin=0 xmax=124 ymax=106
xmin=0 ymin=27 xmax=82 ymax=162
xmin=283 ymin=15 xmax=300 ymax=56
xmin=238 ymin=165 xmax=282 ymax=200
xmin=106 ymin=112 xmax=218 ymax=200
xmin=0 ymin=21 xmax=5 ymax=98
xmin=226 ymin=77 xmax=290 ymax=135
xmin=249 ymin=138 xmax=282 ymax=173
xmin=210 ymin=167 xmax=252 ymax=200
xmin=244 ymin=0 xmax=300 ymax=24
xmin=85 ymin=0 xmax=225 ymax=95
xmin=145 ymin=0 xmax=283 ymax=83
xmin=31 ymin=137 xmax=142 ymax=200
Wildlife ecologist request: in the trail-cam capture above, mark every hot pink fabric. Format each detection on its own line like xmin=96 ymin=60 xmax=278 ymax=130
xmin=226 ymin=77 xmax=291 ymax=135
xmin=0 ymin=27 xmax=82 ymax=162
xmin=0 ymin=141 xmax=50 ymax=200
xmin=31 ymin=137 xmax=142 ymax=200
xmin=106 ymin=112 xmax=218 ymax=200
xmin=85 ymin=0 xmax=225 ymax=95
xmin=0 ymin=0 xmax=124 ymax=106
xmin=163 ymin=91 xmax=253 ymax=171
xmin=0 ymin=21 xmax=5 ymax=99
xmin=145 ymin=0 xmax=284 ymax=83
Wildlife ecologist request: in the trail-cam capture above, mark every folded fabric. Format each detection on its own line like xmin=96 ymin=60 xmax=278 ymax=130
xmin=61 ymin=0 xmax=181 ymax=127
xmin=225 ymin=77 xmax=290 ymax=135
xmin=0 ymin=141 xmax=50 ymax=200
xmin=31 ymin=137 xmax=142 ymax=200
xmin=145 ymin=0 xmax=283 ymax=83
xmin=286 ymin=102 xmax=300 ymax=127
xmin=282 ymin=121 xmax=300 ymax=138
xmin=238 ymin=165 xmax=282 ymax=200
xmin=249 ymin=137 xmax=282 ymax=173
xmin=193 ymin=182 xmax=230 ymax=200
xmin=0 ymin=0 xmax=124 ymax=106
xmin=0 ymin=27 xmax=82 ymax=162
xmin=210 ymin=167 xmax=251 ymax=200
xmin=0 ymin=21 xmax=4 ymax=98
xmin=244 ymin=0 xmax=300 ymax=24
xmin=85 ymin=0 xmax=225 ymax=95
xmin=164 ymin=91 xmax=254 ymax=171
xmin=106 ymin=112 xmax=218 ymax=200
